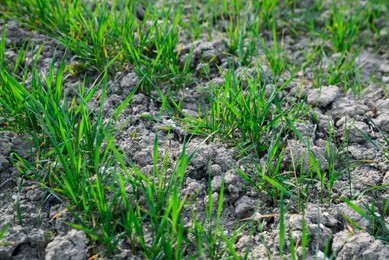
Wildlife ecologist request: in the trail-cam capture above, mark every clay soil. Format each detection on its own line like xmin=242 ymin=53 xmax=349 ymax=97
xmin=1 ymin=1 xmax=389 ymax=259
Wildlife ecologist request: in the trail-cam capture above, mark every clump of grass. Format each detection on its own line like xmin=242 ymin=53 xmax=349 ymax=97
xmin=2 ymin=28 xmax=138 ymax=247
xmin=190 ymin=173 xmax=241 ymax=259
xmin=175 ymin=64 xmax=294 ymax=157
xmin=0 ymin=26 xmax=241 ymax=257
xmin=253 ymin=0 xmax=278 ymax=30
xmin=3 ymin=0 xmax=191 ymax=91
xmin=341 ymin=197 xmax=389 ymax=243
xmin=253 ymin=21 xmax=288 ymax=76
xmin=359 ymin=115 xmax=389 ymax=162
xmin=225 ymin=1 xmax=254 ymax=65
xmin=324 ymin=1 xmax=362 ymax=52
xmin=0 ymin=224 xmax=9 ymax=242
xmin=1 ymin=0 xmax=388 ymax=258
xmin=303 ymin=42 xmax=367 ymax=96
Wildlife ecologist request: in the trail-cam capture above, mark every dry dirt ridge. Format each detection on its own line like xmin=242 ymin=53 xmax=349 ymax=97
xmin=1 ymin=9 xmax=389 ymax=260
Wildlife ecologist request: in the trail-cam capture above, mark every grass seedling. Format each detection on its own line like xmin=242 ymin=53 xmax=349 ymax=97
xmin=0 ymin=224 xmax=9 ymax=243
xmin=324 ymin=120 xmax=338 ymax=191
xmin=358 ymin=115 xmax=389 ymax=161
xmin=360 ymin=0 xmax=387 ymax=36
xmin=180 ymin=65 xmax=296 ymax=157
xmin=288 ymin=228 xmax=297 ymax=260
xmin=3 ymin=0 xmax=190 ymax=91
xmin=223 ymin=0 xmax=256 ymax=65
xmin=190 ymin=171 xmax=240 ymax=259
xmin=195 ymin=174 xmax=225 ymax=258
xmin=252 ymin=21 xmax=288 ymax=76
xmin=279 ymin=192 xmax=285 ymax=256
xmin=1 ymin=0 xmax=387 ymax=258
xmin=354 ymin=185 xmax=389 ymax=241
xmin=0 ymin=43 xmax=228 ymax=256
xmin=325 ymin=1 xmax=362 ymax=52
xmin=1 ymin=38 xmax=127 ymax=253
xmin=342 ymin=198 xmax=389 ymax=243
xmin=189 ymin=0 xmax=203 ymax=40
xmin=311 ymin=46 xmax=359 ymax=89
xmin=252 ymin=0 xmax=278 ymax=31
xmin=301 ymin=216 xmax=309 ymax=259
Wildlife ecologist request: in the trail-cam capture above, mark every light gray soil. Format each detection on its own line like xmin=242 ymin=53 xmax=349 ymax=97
xmin=1 ymin=1 xmax=389 ymax=259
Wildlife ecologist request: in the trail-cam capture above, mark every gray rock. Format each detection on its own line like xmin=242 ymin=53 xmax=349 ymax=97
xmin=315 ymin=110 xmax=333 ymax=133
xmin=182 ymin=109 xmax=198 ymax=117
xmin=336 ymin=200 xmax=375 ymax=230
xmin=333 ymin=230 xmax=389 ymax=259
xmin=352 ymin=168 xmax=382 ymax=191
xmin=383 ymin=171 xmax=389 ymax=185
xmin=25 ymin=188 xmax=43 ymax=201
xmin=2 ymin=21 xmax=31 ymax=46
xmin=283 ymin=140 xmax=328 ymax=173
xmin=331 ymin=98 xmax=369 ymax=120
xmin=294 ymin=122 xmax=316 ymax=140
xmin=0 ymin=226 xmax=28 ymax=259
xmin=211 ymin=175 xmax=223 ymax=192
xmin=210 ymin=77 xmax=225 ymax=87
xmin=347 ymin=145 xmax=376 ymax=160
xmin=376 ymin=99 xmax=389 ymax=111
xmin=307 ymin=223 xmax=333 ymax=252
xmin=131 ymin=93 xmax=147 ymax=104
xmin=29 ymin=229 xmax=47 ymax=248
xmin=234 ymin=195 xmax=255 ymax=218
xmin=288 ymin=214 xmax=305 ymax=230
xmin=210 ymin=164 xmax=222 ymax=176
xmin=204 ymin=192 xmax=219 ymax=210
xmin=235 ymin=235 xmax=251 ymax=250
xmin=0 ymin=154 xmax=8 ymax=172
xmin=344 ymin=121 xmax=370 ymax=144
xmin=379 ymin=63 xmax=389 ymax=73
xmin=193 ymin=41 xmax=219 ymax=63
xmin=285 ymin=205 xmax=339 ymax=256
xmin=307 ymin=85 xmax=340 ymax=107
xmin=45 ymin=230 xmax=87 ymax=260
xmin=213 ymin=146 xmax=236 ymax=172
xmin=336 ymin=117 xmax=370 ymax=143
xmin=12 ymin=135 xmax=35 ymax=160
xmin=304 ymin=203 xmax=340 ymax=229
xmin=361 ymin=83 xmax=386 ymax=103
xmin=133 ymin=150 xmax=153 ymax=168
xmin=228 ymin=183 xmax=242 ymax=202
xmin=373 ymin=112 xmax=389 ymax=133
xmin=188 ymin=144 xmax=216 ymax=179
xmin=250 ymin=244 xmax=268 ymax=259
xmin=0 ymin=136 xmax=12 ymax=156
xmin=120 ymin=72 xmax=140 ymax=89
xmin=182 ymin=177 xmax=206 ymax=197
xmin=224 ymin=170 xmax=238 ymax=185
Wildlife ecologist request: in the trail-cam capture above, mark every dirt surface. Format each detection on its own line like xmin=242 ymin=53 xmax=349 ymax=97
xmin=1 ymin=1 xmax=389 ymax=260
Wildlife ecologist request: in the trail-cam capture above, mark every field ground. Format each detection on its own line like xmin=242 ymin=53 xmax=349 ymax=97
xmin=0 ymin=0 xmax=389 ymax=259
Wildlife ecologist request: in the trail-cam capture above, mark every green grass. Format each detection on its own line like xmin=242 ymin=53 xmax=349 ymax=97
xmin=253 ymin=21 xmax=288 ymax=76
xmin=0 ymin=40 xmax=222 ymax=256
xmin=0 ymin=0 xmax=388 ymax=258
xmin=174 ymin=64 xmax=293 ymax=156
xmin=2 ymin=0 xmax=190 ymax=91
xmin=0 ymin=224 xmax=10 ymax=246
